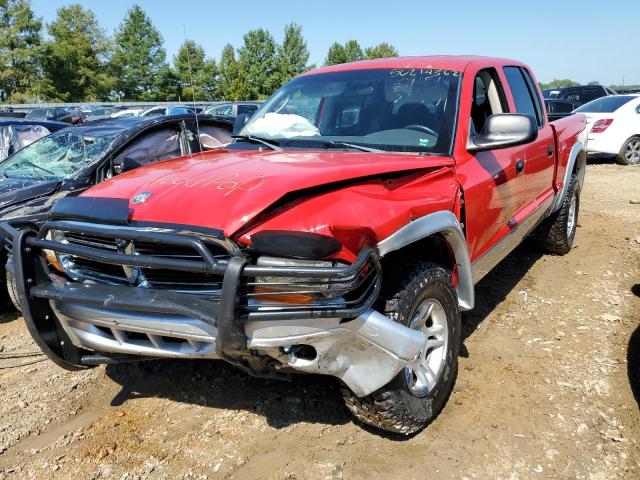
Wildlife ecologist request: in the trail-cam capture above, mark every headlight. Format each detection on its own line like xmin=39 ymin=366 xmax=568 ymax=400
xmin=43 ymin=230 xmax=68 ymax=273
xmin=252 ymin=256 xmax=343 ymax=304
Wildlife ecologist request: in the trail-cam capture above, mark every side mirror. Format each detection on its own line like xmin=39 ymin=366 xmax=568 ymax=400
xmin=113 ymin=156 xmax=141 ymax=175
xmin=232 ymin=113 xmax=250 ymax=135
xmin=468 ymin=114 xmax=537 ymax=152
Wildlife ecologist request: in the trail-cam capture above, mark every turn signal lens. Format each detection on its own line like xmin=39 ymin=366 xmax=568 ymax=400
xmin=44 ymin=249 xmax=64 ymax=273
xmin=252 ymin=286 xmax=315 ymax=304
xmin=591 ymin=119 xmax=613 ymax=133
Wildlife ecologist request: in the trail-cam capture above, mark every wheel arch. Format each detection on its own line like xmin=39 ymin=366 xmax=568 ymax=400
xmin=551 ymin=140 xmax=586 ymax=213
xmin=377 ymin=211 xmax=474 ymax=311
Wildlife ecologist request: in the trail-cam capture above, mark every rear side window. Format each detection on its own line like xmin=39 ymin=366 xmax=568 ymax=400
xmin=574 ymin=95 xmax=637 ymax=113
xmin=113 ymin=127 xmax=181 ymax=167
xmin=237 ymin=104 xmax=258 ymax=115
xmin=504 ymin=66 xmax=544 ymax=127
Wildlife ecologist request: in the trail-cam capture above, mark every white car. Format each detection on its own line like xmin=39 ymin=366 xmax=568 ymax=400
xmin=110 ymin=109 xmax=143 ymax=119
xmin=575 ymin=94 xmax=640 ymax=165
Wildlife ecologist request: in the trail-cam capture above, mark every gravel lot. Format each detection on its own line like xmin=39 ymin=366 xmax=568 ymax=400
xmin=0 ymin=162 xmax=639 ymax=480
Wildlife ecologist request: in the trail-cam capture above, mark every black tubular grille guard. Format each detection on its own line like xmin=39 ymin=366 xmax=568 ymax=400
xmin=0 ymin=220 xmax=382 ymax=322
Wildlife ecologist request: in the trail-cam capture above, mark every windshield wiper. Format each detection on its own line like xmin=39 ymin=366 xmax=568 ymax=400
xmin=232 ymin=135 xmax=283 ymax=152
xmin=323 ymin=141 xmax=385 ymax=153
xmin=24 ymin=160 xmax=55 ymax=177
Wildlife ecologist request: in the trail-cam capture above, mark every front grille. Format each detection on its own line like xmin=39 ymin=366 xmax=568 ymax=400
xmin=61 ymin=230 xmax=230 ymax=294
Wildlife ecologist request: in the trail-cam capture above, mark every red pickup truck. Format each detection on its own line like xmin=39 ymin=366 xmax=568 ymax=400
xmin=4 ymin=56 xmax=587 ymax=435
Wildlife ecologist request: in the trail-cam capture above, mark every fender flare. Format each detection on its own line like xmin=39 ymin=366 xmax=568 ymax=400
xmin=377 ymin=211 xmax=474 ymax=311
xmin=550 ymin=140 xmax=586 ymax=213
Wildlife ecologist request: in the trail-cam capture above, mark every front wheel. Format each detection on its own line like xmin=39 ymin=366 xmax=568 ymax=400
xmin=6 ymin=260 xmax=21 ymax=312
xmin=617 ymin=135 xmax=640 ymax=165
xmin=341 ymin=263 xmax=460 ymax=435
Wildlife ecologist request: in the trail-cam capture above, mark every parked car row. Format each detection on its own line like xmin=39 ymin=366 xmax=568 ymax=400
xmin=0 ymin=102 xmax=262 ymax=126
xmin=540 ymin=85 xmax=640 ymax=165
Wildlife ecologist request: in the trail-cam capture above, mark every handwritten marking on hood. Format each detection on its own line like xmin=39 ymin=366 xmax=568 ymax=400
xmin=153 ymin=173 xmax=264 ymax=196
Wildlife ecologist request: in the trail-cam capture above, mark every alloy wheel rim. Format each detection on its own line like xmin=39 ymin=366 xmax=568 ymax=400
xmin=625 ymin=139 xmax=640 ymax=164
xmin=567 ymin=193 xmax=577 ymax=237
xmin=404 ymin=298 xmax=449 ymax=397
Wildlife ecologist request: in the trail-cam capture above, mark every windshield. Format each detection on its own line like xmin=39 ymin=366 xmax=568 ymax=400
xmin=0 ymin=130 xmax=118 ymax=180
xmin=26 ymin=109 xmax=51 ymax=118
xmin=574 ymin=95 xmax=637 ymax=113
xmin=240 ymin=68 xmax=461 ymax=154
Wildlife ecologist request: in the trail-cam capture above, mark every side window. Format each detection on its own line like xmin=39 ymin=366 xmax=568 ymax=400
xmin=113 ymin=126 xmax=182 ymax=167
xmin=237 ymin=104 xmax=257 ymax=115
xmin=520 ymin=68 xmax=545 ymax=126
xmin=198 ymin=122 xmax=232 ymax=150
xmin=213 ymin=105 xmax=233 ymax=116
xmin=503 ymin=66 xmax=543 ymax=127
xmin=470 ymin=68 xmax=508 ymax=133
xmin=555 ymin=101 xmax=574 ymax=113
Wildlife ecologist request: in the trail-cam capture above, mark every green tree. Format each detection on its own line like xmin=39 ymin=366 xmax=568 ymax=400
xmin=41 ymin=4 xmax=113 ymax=102
xmin=324 ymin=40 xmax=366 ymax=66
xmin=0 ymin=0 xmax=43 ymax=102
xmin=173 ymin=40 xmax=218 ymax=101
xmin=217 ymin=43 xmax=250 ymax=100
xmin=365 ymin=42 xmax=399 ymax=59
xmin=237 ymin=28 xmax=279 ymax=99
xmin=324 ymin=42 xmax=347 ymax=66
xmin=587 ymin=80 xmax=600 ymax=86
xmin=539 ymin=78 xmax=579 ymax=89
xmin=343 ymin=40 xmax=364 ymax=63
xmin=276 ymin=23 xmax=310 ymax=85
xmin=112 ymin=5 xmax=166 ymax=100
xmin=154 ymin=64 xmax=180 ymax=101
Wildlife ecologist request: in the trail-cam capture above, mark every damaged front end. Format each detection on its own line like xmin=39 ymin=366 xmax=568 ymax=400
xmin=2 ymin=198 xmax=426 ymax=397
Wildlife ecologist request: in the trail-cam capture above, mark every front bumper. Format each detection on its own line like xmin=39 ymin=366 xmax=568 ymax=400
xmin=2 ymin=220 xmax=426 ymax=397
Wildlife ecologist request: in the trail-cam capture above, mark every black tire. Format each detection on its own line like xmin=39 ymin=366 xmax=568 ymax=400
xmin=617 ymin=135 xmax=640 ymax=166
xmin=341 ymin=262 xmax=461 ymax=435
xmin=535 ymin=174 xmax=579 ymax=255
xmin=6 ymin=261 xmax=20 ymax=312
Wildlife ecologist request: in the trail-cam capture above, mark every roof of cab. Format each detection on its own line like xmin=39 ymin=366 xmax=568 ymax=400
xmin=303 ymin=55 xmax=525 ymax=76
xmin=67 ymin=113 xmax=231 ymax=138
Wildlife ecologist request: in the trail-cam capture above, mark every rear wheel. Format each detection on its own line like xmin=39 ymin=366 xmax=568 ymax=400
xmin=617 ymin=135 xmax=640 ymax=165
xmin=341 ymin=263 xmax=460 ymax=435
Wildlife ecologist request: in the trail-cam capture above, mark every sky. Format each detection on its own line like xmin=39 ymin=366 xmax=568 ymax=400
xmin=33 ymin=0 xmax=640 ymax=86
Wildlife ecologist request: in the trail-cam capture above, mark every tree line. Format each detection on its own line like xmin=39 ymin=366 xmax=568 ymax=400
xmin=539 ymin=78 xmax=640 ymax=91
xmin=0 ymin=0 xmax=399 ymax=103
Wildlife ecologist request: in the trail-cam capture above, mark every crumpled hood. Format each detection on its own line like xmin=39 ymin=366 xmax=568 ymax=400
xmin=84 ymin=149 xmax=453 ymax=237
xmin=0 ymin=177 xmax=60 ymax=212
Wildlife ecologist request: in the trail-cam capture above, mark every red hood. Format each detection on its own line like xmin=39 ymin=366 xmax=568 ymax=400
xmin=84 ymin=149 xmax=453 ymax=237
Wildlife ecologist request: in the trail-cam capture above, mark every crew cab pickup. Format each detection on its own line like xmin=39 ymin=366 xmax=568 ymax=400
xmin=3 ymin=57 xmax=587 ymax=435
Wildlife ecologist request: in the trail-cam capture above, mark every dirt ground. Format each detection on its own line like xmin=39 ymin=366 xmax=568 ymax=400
xmin=0 ymin=161 xmax=638 ymax=480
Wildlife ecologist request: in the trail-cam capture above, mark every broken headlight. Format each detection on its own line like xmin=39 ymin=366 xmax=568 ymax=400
xmin=252 ymin=256 xmax=347 ymax=304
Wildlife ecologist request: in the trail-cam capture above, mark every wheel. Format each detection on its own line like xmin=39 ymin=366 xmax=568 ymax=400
xmin=617 ymin=135 xmax=640 ymax=165
xmin=341 ymin=262 xmax=461 ymax=435
xmin=6 ymin=260 xmax=20 ymax=312
xmin=535 ymin=174 xmax=579 ymax=255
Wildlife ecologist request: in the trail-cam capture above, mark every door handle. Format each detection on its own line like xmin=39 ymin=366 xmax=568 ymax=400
xmin=515 ymin=158 xmax=525 ymax=175
xmin=547 ymin=145 xmax=554 ymax=157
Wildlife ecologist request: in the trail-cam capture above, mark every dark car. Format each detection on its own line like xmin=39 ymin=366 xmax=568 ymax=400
xmin=543 ymin=85 xmax=616 ymax=106
xmin=205 ymin=102 xmax=261 ymax=117
xmin=26 ymin=107 xmax=86 ymax=124
xmin=0 ymin=114 xmax=233 ymax=306
xmin=0 ymin=119 xmax=67 ymax=162
xmin=544 ymin=99 xmax=581 ymax=122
